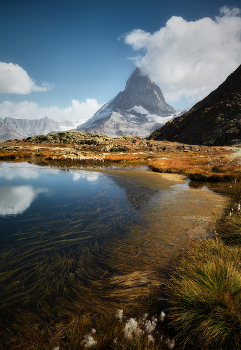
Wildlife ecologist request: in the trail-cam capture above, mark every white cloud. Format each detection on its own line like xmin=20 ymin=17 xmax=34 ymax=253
xmin=124 ymin=29 xmax=151 ymax=50
xmin=0 ymin=186 xmax=48 ymax=216
xmin=124 ymin=6 xmax=241 ymax=103
xmin=219 ymin=5 xmax=240 ymax=16
xmin=0 ymin=62 xmax=53 ymax=94
xmin=0 ymin=99 xmax=102 ymax=123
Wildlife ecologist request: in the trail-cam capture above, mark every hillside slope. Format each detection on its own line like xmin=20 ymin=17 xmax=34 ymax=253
xmin=149 ymin=65 xmax=241 ymax=145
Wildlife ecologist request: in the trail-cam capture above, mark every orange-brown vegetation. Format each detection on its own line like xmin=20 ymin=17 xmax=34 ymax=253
xmin=149 ymin=152 xmax=241 ymax=181
xmin=0 ymin=132 xmax=240 ymax=182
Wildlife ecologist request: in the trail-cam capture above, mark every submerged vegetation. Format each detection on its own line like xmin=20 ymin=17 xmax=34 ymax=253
xmin=0 ymin=206 xmax=165 ymax=349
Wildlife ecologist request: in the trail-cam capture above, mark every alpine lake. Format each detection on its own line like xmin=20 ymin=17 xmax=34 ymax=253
xmin=0 ymin=161 xmax=226 ymax=346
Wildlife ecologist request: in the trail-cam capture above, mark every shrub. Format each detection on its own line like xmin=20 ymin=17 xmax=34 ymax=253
xmin=211 ymin=165 xmax=226 ymax=173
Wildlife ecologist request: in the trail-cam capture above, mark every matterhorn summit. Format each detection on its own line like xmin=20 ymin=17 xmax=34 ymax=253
xmin=77 ymin=68 xmax=178 ymax=137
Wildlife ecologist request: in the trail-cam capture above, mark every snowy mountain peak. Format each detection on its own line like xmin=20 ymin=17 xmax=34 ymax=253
xmin=77 ymin=68 xmax=177 ymax=137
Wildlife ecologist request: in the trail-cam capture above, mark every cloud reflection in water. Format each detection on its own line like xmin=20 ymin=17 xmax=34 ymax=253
xmin=0 ymin=162 xmax=40 ymax=180
xmin=72 ymin=171 xmax=99 ymax=182
xmin=0 ymin=186 xmax=49 ymax=216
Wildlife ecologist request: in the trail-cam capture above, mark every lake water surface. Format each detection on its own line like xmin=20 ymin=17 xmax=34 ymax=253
xmin=0 ymin=161 xmax=226 ymax=334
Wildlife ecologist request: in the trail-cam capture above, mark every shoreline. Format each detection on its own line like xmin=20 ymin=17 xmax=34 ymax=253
xmin=0 ymin=131 xmax=241 ymax=184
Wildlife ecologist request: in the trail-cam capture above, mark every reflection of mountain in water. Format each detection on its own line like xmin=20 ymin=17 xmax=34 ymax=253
xmin=109 ymin=174 xmax=159 ymax=210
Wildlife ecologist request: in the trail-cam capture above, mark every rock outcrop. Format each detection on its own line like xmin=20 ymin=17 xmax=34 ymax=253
xmin=149 ymin=65 xmax=241 ymax=146
xmin=77 ymin=68 xmax=178 ymax=137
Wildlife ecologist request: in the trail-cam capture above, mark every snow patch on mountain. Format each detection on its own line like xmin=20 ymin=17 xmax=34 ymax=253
xmin=127 ymin=106 xmax=149 ymax=114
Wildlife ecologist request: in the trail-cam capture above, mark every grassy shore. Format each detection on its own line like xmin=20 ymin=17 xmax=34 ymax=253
xmin=167 ymin=183 xmax=241 ymax=350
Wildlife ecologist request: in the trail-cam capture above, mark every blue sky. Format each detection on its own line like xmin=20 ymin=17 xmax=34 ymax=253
xmin=0 ymin=0 xmax=241 ymax=123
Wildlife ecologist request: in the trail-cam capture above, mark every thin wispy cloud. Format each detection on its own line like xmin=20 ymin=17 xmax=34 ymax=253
xmin=124 ymin=6 xmax=241 ymax=103
xmin=0 ymin=62 xmax=53 ymax=94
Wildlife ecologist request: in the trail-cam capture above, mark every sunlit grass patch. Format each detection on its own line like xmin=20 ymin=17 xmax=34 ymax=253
xmin=149 ymin=153 xmax=241 ymax=182
xmin=167 ymin=239 xmax=241 ymax=350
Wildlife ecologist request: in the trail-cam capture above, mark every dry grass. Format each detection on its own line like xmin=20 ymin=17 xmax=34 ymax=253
xmin=104 ymin=153 xmax=151 ymax=163
xmin=149 ymin=153 xmax=241 ymax=182
xmin=0 ymin=151 xmax=32 ymax=160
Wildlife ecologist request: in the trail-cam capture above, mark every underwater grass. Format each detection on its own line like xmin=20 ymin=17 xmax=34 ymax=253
xmin=167 ymin=238 xmax=241 ymax=350
xmin=0 ymin=195 xmax=172 ymax=349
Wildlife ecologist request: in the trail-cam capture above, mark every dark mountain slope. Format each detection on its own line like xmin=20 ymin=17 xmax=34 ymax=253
xmin=149 ymin=65 xmax=241 ymax=145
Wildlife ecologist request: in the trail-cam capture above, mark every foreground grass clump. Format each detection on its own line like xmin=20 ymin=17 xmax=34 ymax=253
xmin=167 ymin=239 xmax=241 ymax=350
xmin=0 ymin=309 xmax=175 ymax=349
xmin=216 ymin=183 xmax=241 ymax=245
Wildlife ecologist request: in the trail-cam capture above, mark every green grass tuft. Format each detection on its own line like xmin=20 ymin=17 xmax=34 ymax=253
xmin=167 ymin=239 xmax=241 ymax=350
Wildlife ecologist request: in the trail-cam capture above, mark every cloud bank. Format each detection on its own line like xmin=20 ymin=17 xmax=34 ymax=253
xmin=0 ymin=99 xmax=102 ymax=123
xmin=124 ymin=6 xmax=241 ymax=103
xmin=0 ymin=62 xmax=53 ymax=94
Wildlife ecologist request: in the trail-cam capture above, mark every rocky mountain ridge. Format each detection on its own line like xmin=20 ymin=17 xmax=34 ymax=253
xmin=77 ymin=68 xmax=179 ymax=137
xmin=0 ymin=124 xmax=24 ymax=142
xmin=0 ymin=117 xmax=77 ymax=141
xmin=149 ymin=64 xmax=241 ymax=146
